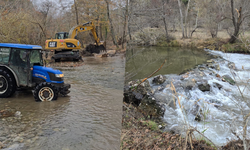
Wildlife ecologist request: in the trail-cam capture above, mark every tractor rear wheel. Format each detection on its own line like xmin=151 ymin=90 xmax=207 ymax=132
xmin=33 ymin=82 xmax=58 ymax=102
xmin=0 ymin=69 xmax=16 ymax=98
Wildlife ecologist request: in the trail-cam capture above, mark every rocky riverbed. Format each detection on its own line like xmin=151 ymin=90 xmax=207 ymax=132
xmin=123 ymin=49 xmax=250 ymax=147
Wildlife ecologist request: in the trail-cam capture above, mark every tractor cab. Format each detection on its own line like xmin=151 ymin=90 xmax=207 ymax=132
xmin=0 ymin=43 xmax=70 ymax=101
xmin=55 ymin=32 xmax=69 ymax=39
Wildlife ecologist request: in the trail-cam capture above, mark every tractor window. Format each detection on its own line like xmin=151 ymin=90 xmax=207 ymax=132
xmin=30 ymin=50 xmax=43 ymax=66
xmin=10 ymin=49 xmax=28 ymax=68
xmin=0 ymin=47 xmax=10 ymax=64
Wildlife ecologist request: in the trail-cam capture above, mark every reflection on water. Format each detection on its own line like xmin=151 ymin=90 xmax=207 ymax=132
xmin=0 ymin=54 xmax=125 ymax=150
xmin=125 ymin=46 xmax=212 ymax=82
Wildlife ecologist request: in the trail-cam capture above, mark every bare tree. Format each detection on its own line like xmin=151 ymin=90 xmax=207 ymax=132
xmin=105 ymin=0 xmax=119 ymax=48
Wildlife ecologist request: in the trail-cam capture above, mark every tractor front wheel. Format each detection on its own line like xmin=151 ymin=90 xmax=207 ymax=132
xmin=34 ymin=82 xmax=58 ymax=102
xmin=0 ymin=69 xmax=16 ymax=98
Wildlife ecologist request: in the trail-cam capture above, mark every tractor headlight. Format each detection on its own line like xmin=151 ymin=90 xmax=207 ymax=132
xmin=55 ymin=74 xmax=64 ymax=78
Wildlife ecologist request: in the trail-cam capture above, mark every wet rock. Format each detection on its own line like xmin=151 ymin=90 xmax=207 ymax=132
xmin=124 ymin=79 xmax=165 ymax=117
xmin=13 ymin=136 xmax=23 ymax=143
xmin=107 ymin=50 xmax=116 ymax=56
xmin=215 ymin=64 xmax=220 ymax=71
xmin=154 ymin=92 xmax=176 ymax=109
xmin=0 ymin=109 xmax=14 ymax=118
xmin=207 ymin=59 xmax=214 ymax=63
xmin=216 ymin=74 xmax=221 ymax=78
xmin=198 ymin=82 xmax=210 ymax=92
xmin=222 ymin=75 xmax=235 ymax=85
xmin=191 ymin=105 xmax=204 ymax=122
xmin=183 ymin=79 xmax=196 ymax=91
xmin=0 ymin=142 xmax=3 ymax=149
xmin=0 ymin=137 xmax=7 ymax=142
xmin=94 ymin=53 xmax=108 ymax=58
xmin=14 ymin=111 xmax=22 ymax=118
xmin=124 ymin=80 xmax=152 ymax=105
xmin=138 ymin=96 xmax=166 ymax=118
xmin=152 ymin=75 xmax=166 ymax=85
xmin=209 ymin=99 xmax=222 ymax=108
xmin=228 ymin=62 xmax=236 ymax=70
xmin=198 ymin=67 xmax=206 ymax=71
xmin=3 ymin=143 xmax=24 ymax=150
xmin=195 ymin=115 xmax=202 ymax=122
xmin=213 ymin=82 xmax=223 ymax=90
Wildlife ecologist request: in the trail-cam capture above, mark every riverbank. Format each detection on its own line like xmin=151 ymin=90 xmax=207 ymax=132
xmin=129 ymin=27 xmax=250 ymax=53
xmin=121 ymin=49 xmax=250 ymax=149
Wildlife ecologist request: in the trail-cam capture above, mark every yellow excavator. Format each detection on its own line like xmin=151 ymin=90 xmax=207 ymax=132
xmin=45 ymin=21 xmax=105 ymax=62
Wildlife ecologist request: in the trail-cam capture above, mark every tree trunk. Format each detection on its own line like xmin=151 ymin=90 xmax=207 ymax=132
xmin=74 ymin=0 xmax=79 ymax=25
xmin=162 ymin=0 xmax=169 ymax=41
xmin=177 ymin=0 xmax=185 ymax=38
xmin=191 ymin=9 xmax=199 ymax=37
xmin=122 ymin=0 xmax=129 ymax=49
xmin=184 ymin=0 xmax=191 ymax=38
xmin=229 ymin=0 xmax=242 ymax=43
xmin=105 ymin=0 xmax=119 ymax=48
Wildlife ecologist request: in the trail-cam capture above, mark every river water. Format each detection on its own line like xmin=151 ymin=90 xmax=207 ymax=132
xmin=126 ymin=46 xmax=250 ymax=146
xmin=125 ymin=46 xmax=212 ymax=82
xmin=0 ymin=54 xmax=125 ymax=150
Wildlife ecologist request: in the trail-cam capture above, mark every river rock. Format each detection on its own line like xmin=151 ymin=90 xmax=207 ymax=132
xmin=124 ymin=80 xmax=152 ymax=105
xmin=13 ymin=136 xmax=23 ymax=143
xmin=107 ymin=50 xmax=116 ymax=56
xmin=152 ymin=75 xmax=166 ymax=85
xmin=209 ymin=99 xmax=222 ymax=107
xmin=215 ymin=64 xmax=220 ymax=71
xmin=198 ymin=82 xmax=210 ymax=92
xmin=207 ymin=59 xmax=214 ymax=63
xmin=183 ymin=79 xmax=196 ymax=91
xmin=0 ymin=137 xmax=7 ymax=142
xmin=213 ymin=82 xmax=223 ymax=90
xmin=198 ymin=67 xmax=206 ymax=71
xmin=124 ymin=79 xmax=165 ymax=117
xmin=94 ymin=53 xmax=108 ymax=58
xmin=222 ymin=75 xmax=235 ymax=85
xmin=228 ymin=62 xmax=236 ymax=70
xmin=2 ymin=143 xmax=25 ymax=150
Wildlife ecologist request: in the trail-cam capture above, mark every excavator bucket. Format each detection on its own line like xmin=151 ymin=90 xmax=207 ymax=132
xmin=85 ymin=44 xmax=106 ymax=54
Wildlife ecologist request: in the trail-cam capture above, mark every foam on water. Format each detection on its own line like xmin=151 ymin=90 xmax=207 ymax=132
xmin=155 ymin=50 xmax=250 ymax=146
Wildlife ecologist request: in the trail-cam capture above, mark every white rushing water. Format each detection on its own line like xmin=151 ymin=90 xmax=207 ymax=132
xmin=150 ymin=50 xmax=250 ymax=146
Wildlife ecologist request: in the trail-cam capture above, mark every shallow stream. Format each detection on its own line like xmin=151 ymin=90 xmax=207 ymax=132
xmin=0 ymin=54 xmax=125 ymax=150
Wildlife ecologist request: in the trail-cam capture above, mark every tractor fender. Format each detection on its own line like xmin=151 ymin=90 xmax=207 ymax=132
xmin=0 ymin=65 xmax=19 ymax=87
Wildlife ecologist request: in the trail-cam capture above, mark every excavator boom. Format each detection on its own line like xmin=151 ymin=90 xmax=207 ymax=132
xmin=68 ymin=22 xmax=100 ymax=46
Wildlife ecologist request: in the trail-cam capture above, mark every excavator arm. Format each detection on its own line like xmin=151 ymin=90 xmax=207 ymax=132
xmin=68 ymin=22 xmax=100 ymax=46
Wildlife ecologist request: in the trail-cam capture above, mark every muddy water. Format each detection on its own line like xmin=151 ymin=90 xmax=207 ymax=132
xmin=0 ymin=54 xmax=125 ymax=150
xmin=125 ymin=46 xmax=212 ymax=82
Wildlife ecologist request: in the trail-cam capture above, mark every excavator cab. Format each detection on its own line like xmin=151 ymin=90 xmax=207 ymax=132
xmin=55 ymin=32 xmax=69 ymax=39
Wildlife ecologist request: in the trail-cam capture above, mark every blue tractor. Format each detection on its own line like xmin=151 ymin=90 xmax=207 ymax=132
xmin=0 ymin=43 xmax=70 ymax=101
